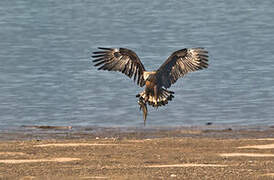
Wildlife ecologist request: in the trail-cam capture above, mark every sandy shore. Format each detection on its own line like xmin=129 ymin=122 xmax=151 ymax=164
xmin=0 ymin=126 xmax=274 ymax=179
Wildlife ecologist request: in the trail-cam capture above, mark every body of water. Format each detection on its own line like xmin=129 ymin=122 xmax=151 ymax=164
xmin=1 ymin=0 xmax=274 ymax=129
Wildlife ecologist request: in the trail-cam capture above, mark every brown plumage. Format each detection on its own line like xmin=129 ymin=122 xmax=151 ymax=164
xmin=92 ymin=47 xmax=209 ymax=125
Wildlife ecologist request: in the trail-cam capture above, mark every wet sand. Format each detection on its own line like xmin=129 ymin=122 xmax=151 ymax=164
xmin=1 ymin=126 xmax=274 ymax=179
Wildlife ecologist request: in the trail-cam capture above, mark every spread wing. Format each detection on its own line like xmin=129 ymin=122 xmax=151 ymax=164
xmin=92 ymin=47 xmax=146 ymax=87
xmin=156 ymin=48 xmax=208 ymax=89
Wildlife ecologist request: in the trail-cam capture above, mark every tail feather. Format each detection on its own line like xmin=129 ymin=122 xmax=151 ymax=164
xmin=137 ymin=88 xmax=174 ymax=125
xmin=137 ymin=88 xmax=174 ymax=108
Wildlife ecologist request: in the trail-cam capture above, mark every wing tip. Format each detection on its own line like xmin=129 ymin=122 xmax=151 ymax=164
xmin=98 ymin=47 xmax=112 ymax=50
xmin=91 ymin=54 xmax=104 ymax=58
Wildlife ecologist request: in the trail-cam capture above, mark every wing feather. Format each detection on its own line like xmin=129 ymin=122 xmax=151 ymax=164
xmin=156 ymin=48 xmax=209 ymax=88
xmin=92 ymin=47 xmax=146 ymax=87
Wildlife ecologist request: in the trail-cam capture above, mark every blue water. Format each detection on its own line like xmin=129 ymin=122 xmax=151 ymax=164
xmin=1 ymin=0 xmax=274 ymax=129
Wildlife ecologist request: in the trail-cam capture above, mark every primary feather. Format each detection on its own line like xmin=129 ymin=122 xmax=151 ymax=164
xmin=156 ymin=48 xmax=208 ymax=88
xmin=92 ymin=47 xmax=146 ymax=87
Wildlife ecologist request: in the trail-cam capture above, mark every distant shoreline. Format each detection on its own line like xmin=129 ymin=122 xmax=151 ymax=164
xmin=0 ymin=125 xmax=274 ymax=141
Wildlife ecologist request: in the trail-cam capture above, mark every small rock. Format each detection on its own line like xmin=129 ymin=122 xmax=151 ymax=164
xmin=170 ymin=174 xmax=177 ymax=177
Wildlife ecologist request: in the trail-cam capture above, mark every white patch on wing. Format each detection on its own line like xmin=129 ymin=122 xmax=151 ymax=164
xmin=143 ymin=71 xmax=150 ymax=80
xmin=143 ymin=71 xmax=156 ymax=81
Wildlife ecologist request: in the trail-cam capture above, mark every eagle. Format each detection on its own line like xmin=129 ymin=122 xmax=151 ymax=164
xmin=92 ymin=47 xmax=208 ymax=125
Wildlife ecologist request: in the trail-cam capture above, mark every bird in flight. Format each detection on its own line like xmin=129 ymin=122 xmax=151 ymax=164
xmin=92 ymin=47 xmax=208 ymax=125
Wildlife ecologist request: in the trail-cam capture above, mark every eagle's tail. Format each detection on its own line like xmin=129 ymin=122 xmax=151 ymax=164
xmin=136 ymin=88 xmax=174 ymax=125
xmin=136 ymin=89 xmax=174 ymax=125
xmin=136 ymin=88 xmax=175 ymax=108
